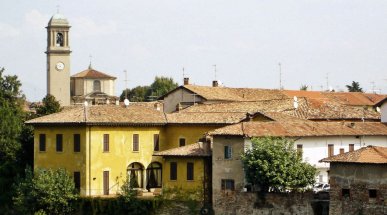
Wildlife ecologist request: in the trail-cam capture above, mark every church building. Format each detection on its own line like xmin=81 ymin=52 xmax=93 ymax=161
xmin=46 ymin=13 xmax=117 ymax=106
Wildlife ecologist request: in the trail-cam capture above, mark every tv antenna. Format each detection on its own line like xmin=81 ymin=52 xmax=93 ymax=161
xmin=124 ymin=70 xmax=128 ymax=99
xmin=279 ymin=63 xmax=282 ymax=90
xmin=370 ymin=81 xmax=376 ymax=93
xmin=326 ymin=73 xmax=329 ymax=91
xmin=213 ymin=64 xmax=217 ymax=80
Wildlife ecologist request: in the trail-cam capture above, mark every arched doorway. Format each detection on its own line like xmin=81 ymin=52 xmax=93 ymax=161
xmin=127 ymin=162 xmax=144 ymax=188
xmin=146 ymin=162 xmax=162 ymax=190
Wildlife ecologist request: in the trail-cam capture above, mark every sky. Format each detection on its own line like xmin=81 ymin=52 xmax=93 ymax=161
xmin=1 ymin=0 xmax=387 ymax=102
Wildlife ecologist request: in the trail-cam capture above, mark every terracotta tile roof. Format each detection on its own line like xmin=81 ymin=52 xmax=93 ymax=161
xmin=153 ymin=142 xmax=211 ymax=157
xmin=208 ymin=121 xmax=387 ymax=137
xmin=26 ymin=104 xmax=166 ymax=125
xmin=71 ymin=68 xmax=116 ymax=79
xmin=320 ymin=145 xmax=387 ymax=164
xmin=166 ymin=112 xmax=247 ymax=124
xmin=283 ymin=90 xmax=387 ymax=106
xmin=181 ymin=85 xmax=287 ymax=101
xmin=179 ymin=99 xmax=380 ymax=121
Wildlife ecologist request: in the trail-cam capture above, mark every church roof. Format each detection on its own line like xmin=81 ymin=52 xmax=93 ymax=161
xmin=71 ymin=67 xmax=116 ymax=79
xmin=48 ymin=13 xmax=69 ymax=26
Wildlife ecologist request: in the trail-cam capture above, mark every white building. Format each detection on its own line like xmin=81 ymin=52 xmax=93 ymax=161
xmin=209 ymin=120 xmax=387 ymax=189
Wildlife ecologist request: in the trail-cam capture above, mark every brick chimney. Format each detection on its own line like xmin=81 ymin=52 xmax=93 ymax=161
xmin=380 ymin=100 xmax=387 ymax=123
xmin=184 ymin=77 xmax=189 ymax=85
xmin=212 ymin=80 xmax=219 ymax=87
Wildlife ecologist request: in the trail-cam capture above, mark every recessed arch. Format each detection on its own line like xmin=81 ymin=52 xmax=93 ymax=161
xmin=127 ymin=162 xmax=144 ymax=188
xmin=146 ymin=162 xmax=162 ymax=190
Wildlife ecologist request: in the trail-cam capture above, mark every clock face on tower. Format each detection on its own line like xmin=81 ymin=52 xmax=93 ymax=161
xmin=56 ymin=62 xmax=65 ymax=71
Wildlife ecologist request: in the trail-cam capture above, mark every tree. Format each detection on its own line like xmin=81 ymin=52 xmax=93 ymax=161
xmin=36 ymin=94 xmax=62 ymax=116
xmin=13 ymin=168 xmax=78 ymax=215
xmin=119 ymin=76 xmax=178 ymax=102
xmin=346 ymin=81 xmax=363 ymax=92
xmin=119 ymin=86 xmax=151 ymax=102
xmin=241 ymin=137 xmax=316 ymax=193
xmin=0 ymin=68 xmax=27 ymax=213
xmin=300 ymin=85 xmax=308 ymax=91
xmin=146 ymin=76 xmax=178 ymax=100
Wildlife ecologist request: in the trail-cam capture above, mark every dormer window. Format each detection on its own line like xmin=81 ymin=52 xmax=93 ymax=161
xmin=56 ymin=32 xmax=64 ymax=47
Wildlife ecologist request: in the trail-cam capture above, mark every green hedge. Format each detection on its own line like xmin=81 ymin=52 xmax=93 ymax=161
xmin=73 ymin=197 xmax=162 ymax=215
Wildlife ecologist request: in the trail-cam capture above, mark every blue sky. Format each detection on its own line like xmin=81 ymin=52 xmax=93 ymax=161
xmin=1 ymin=0 xmax=387 ymax=101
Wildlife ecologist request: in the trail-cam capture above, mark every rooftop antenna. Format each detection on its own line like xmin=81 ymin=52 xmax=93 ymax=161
xmin=182 ymin=67 xmax=185 ymax=78
xmin=279 ymin=63 xmax=282 ymax=90
xmin=124 ymin=70 xmax=128 ymax=99
xmin=213 ymin=64 xmax=217 ymax=80
xmin=326 ymin=73 xmax=329 ymax=91
xmin=370 ymin=81 xmax=376 ymax=93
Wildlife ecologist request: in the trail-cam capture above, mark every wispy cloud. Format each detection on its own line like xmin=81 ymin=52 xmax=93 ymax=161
xmin=24 ymin=9 xmax=49 ymax=31
xmin=72 ymin=17 xmax=117 ymax=38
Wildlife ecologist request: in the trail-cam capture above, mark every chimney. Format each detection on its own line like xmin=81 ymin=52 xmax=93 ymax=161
xmin=176 ymin=103 xmax=182 ymax=112
xmin=379 ymin=102 xmax=387 ymax=123
xmin=184 ymin=77 xmax=189 ymax=85
xmin=212 ymin=80 xmax=219 ymax=87
xmin=154 ymin=103 xmax=161 ymax=111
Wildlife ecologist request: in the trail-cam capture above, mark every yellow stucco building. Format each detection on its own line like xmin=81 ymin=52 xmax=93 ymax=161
xmin=27 ymin=103 xmax=236 ymax=197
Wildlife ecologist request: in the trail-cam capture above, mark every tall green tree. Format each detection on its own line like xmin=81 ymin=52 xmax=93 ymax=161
xmin=241 ymin=137 xmax=316 ymax=193
xmin=146 ymin=76 xmax=178 ymax=100
xmin=36 ymin=94 xmax=62 ymax=116
xmin=0 ymin=68 xmax=27 ymax=213
xmin=346 ymin=81 xmax=363 ymax=92
xmin=13 ymin=168 xmax=78 ymax=215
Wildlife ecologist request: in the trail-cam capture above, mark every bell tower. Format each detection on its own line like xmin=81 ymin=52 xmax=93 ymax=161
xmin=46 ymin=13 xmax=71 ymax=106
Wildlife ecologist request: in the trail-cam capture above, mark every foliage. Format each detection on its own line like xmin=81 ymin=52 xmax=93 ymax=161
xmin=346 ymin=81 xmax=363 ymax=92
xmin=241 ymin=137 xmax=317 ymax=193
xmin=0 ymin=68 xmax=28 ymax=213
xmin=74 ymin=196 xmax=160 ymax=215
xmin=36 ymin=94 xmax=62 ymax=116
xmin=0 ymin=68 xmax=25 ymax=161
xmin=13 ymin=168 xmax=78 ymax=215
xmin=120 ymin=76 xmax=178 ymax=102
xmin=300 ymin=85 xmax=308 ymax=91
xmin=119 ymin=85 xmax=150 ymax=102
xmin=147 ymin=76 xmax=178 ymax=99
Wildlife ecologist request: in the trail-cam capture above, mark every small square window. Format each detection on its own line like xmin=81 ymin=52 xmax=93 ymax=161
xmin=369 ymin=189 xmax=377 ymax=198
xmin=221 ymin=179 xmax=235 ymax=191
xmin=342 ymin=189 xmax=350 ymax=198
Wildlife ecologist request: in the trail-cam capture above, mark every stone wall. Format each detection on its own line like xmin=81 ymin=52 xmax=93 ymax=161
xmin=213 ymin=192 xmax=322 ymax=215
xmin=329 ymin=163 xmax=387 ymax=215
